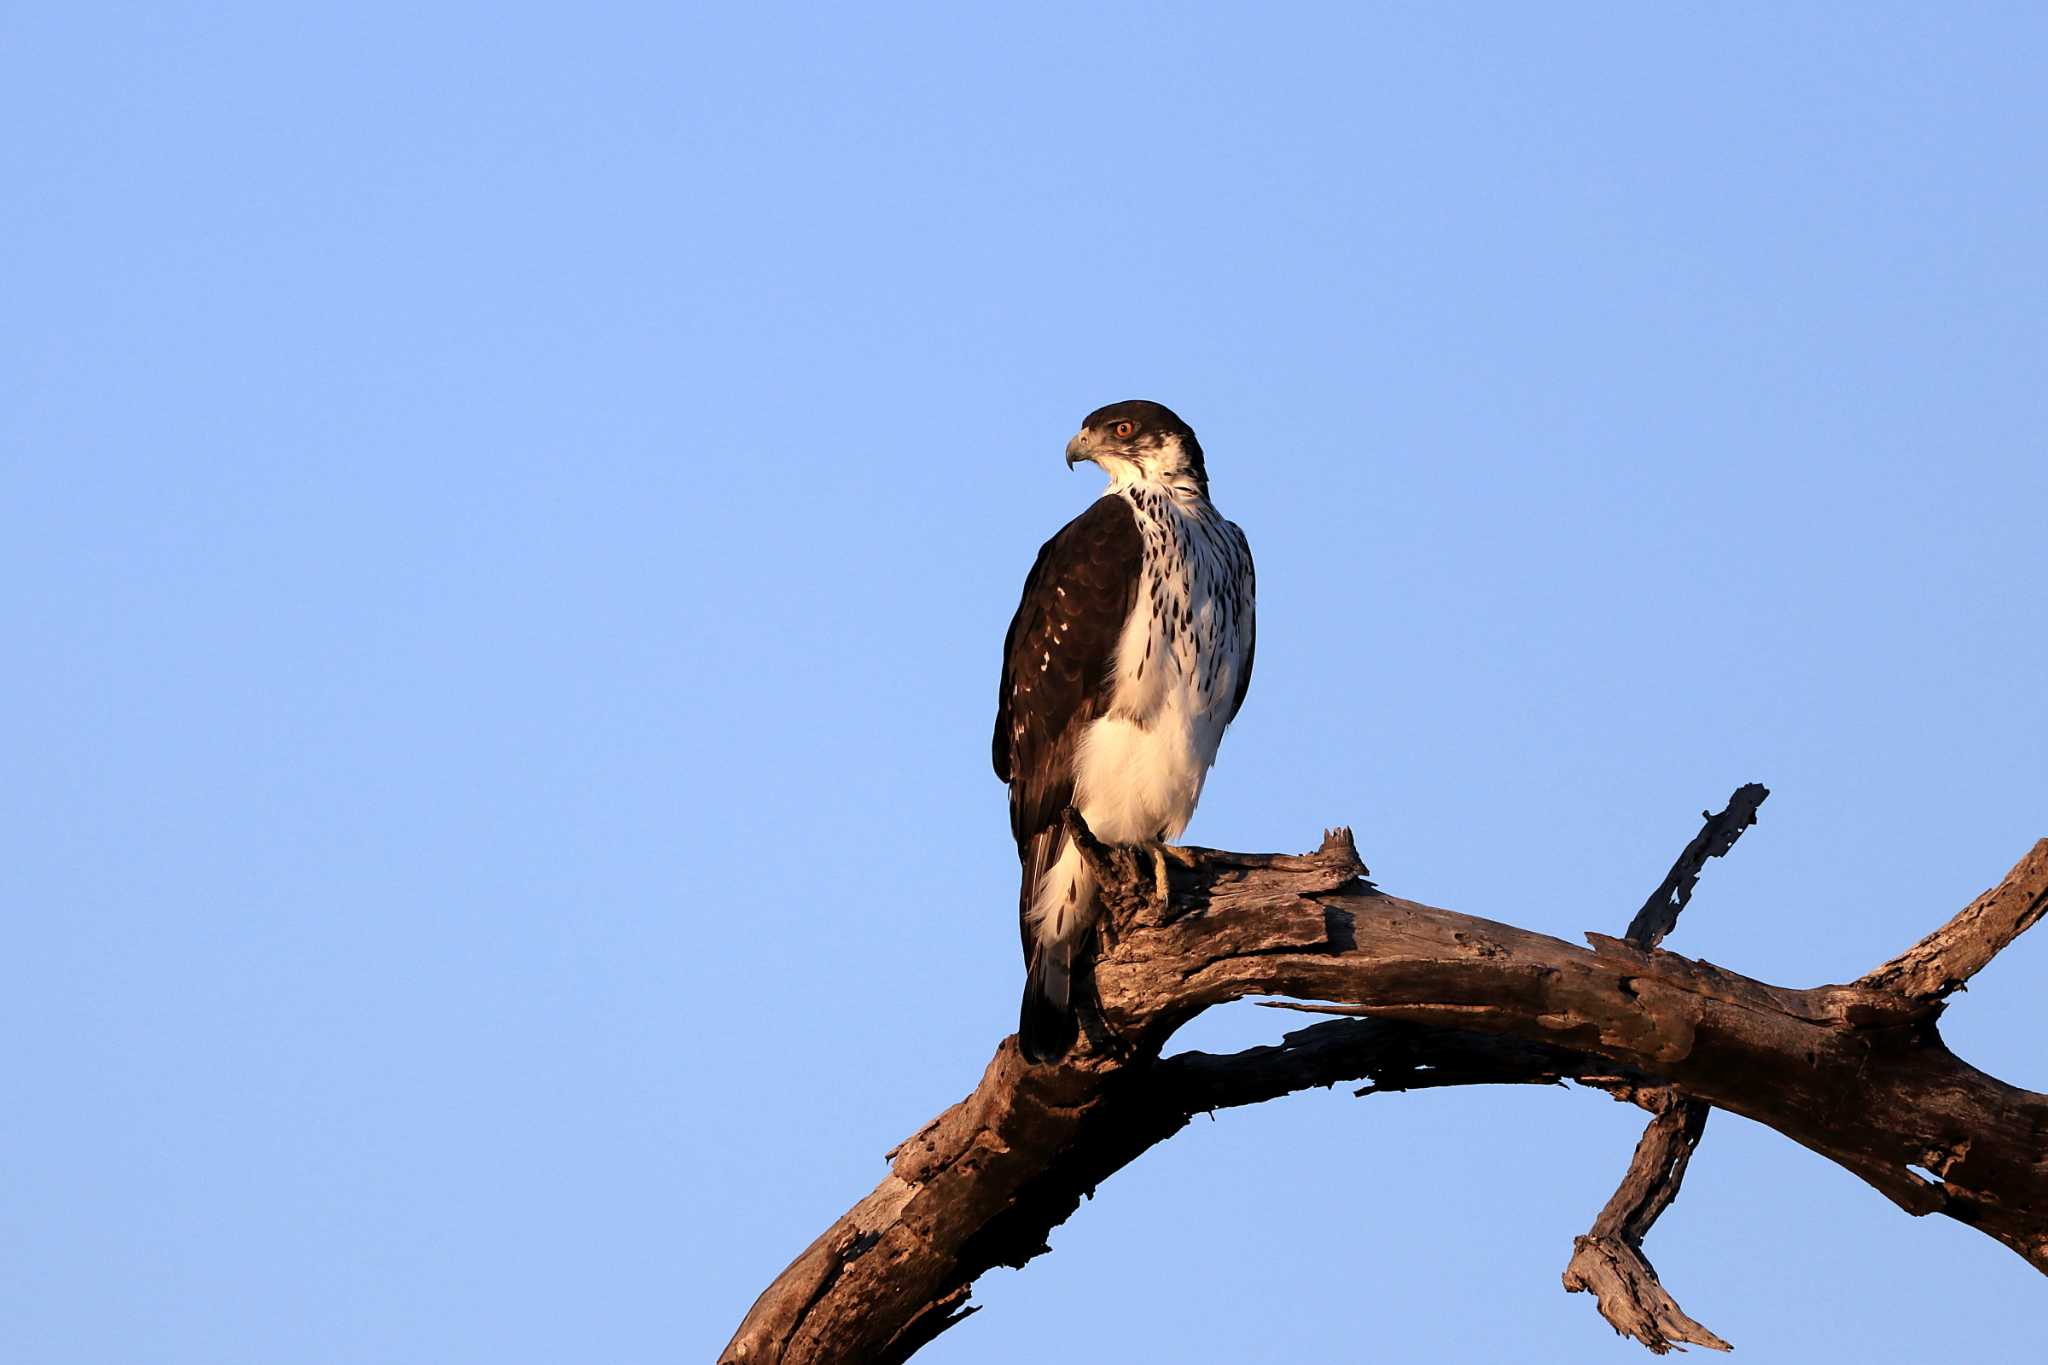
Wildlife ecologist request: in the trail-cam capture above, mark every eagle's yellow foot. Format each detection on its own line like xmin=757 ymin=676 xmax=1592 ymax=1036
xmin=1140 ymin=839 xmax=1193 ymax=907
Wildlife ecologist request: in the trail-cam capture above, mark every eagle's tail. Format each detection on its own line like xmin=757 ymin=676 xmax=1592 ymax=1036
xmin=1018 ymin=832 xmax=1092 ymax=1063
xmin=1019 ymin=941 xmax=1078 ymax=1063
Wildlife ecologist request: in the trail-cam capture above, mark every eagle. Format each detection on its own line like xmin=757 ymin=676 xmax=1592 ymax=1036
xmin=994 ymin=400 xmax=1256 ymax=1061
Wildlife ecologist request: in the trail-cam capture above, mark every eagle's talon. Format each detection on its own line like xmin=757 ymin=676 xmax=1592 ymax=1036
xmin=1079 ymin=1002 xmax=1134 ymax=1061
xmin=1136 ymin=839 xmax=1191 ymax=910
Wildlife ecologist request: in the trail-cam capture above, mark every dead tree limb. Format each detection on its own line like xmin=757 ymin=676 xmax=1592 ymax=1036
xmin=1860 ymin=838 xmax=2048 ymax=1001
xmin=1563 ymin=1095 xmax=1726 ymax=1354
xmin=1624 ymin=782 xmax=1768 ymax=950
xmin=1560 ymin=784 xmax=1768 ymax=1353
xmin=721 ymin=827 xmax=2048 ymax=1365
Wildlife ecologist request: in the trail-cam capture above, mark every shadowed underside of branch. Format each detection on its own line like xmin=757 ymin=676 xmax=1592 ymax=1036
xmin=721 ymin=819 xmax=2048 ymax=1364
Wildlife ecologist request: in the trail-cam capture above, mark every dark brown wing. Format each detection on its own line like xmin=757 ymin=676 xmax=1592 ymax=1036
xmin=1225 ymin=519 xmax=1256 ymax=725
xmin=993 ymin=494 xmax=1143 ymax=879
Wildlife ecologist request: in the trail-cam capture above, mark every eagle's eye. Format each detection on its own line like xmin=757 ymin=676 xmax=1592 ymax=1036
xmin=1111 ymin=420 xmax=1137 ymax=439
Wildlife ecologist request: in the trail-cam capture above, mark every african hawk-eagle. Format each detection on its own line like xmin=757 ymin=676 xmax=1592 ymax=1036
xmin=994 ymin=400 xmax=1256 ymax=1061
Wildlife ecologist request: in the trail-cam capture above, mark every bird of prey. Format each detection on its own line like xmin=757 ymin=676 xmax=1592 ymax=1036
xmin=993 ymin=400 xmax=1256 ymax=1061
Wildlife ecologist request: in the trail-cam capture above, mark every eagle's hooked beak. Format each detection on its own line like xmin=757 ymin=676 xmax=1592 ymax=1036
xmin=1064 ymin=430 xmax=1091 ymax=469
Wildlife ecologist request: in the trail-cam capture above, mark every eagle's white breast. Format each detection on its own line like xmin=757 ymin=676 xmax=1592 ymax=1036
xmin=1029 ymin=482 xmax=1253 ymax=947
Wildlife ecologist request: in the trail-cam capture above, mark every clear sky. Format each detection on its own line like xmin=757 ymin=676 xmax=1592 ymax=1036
xmin=5 ymin=4 xmax=2045 ymax=1362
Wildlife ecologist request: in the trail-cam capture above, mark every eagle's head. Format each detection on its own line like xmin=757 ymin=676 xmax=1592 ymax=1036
xmin=1065 ymin=399 xmax=1208 ymax=497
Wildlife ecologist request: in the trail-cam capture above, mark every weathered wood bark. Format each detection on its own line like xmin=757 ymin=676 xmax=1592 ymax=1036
xmin=721 ymin=829 xmax=2048 ymax=1364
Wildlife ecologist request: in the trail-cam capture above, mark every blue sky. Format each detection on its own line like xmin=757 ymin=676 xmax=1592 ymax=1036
xmin=5 ymin=4 xmax=2045 ymax=1362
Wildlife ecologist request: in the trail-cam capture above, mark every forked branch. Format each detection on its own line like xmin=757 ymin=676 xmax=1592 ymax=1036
xmin=1559 ymin=783 xmax=1769 ymax=1353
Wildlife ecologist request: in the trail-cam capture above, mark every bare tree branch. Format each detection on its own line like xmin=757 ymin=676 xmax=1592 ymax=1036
xmin=1563 ymin=1096 xmax=1728 ymax=1354
xmin=721 ymin=829 xmax=2048 ymax=1365
xmin=1625 ymin=783 xmax=1769 ymax=950
xmin=1859 ymin=837 xmax=2048 ymax=1000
